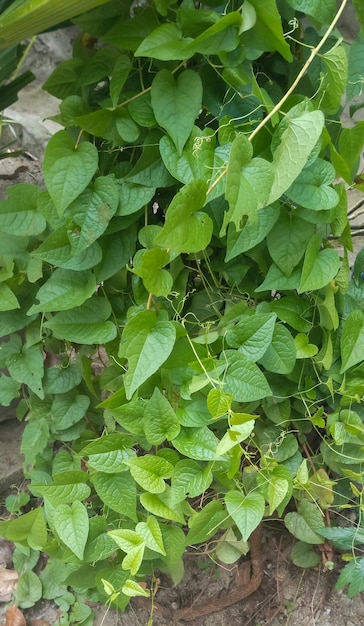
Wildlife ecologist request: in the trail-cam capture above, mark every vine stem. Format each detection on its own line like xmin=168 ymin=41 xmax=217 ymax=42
xmin=206 ymin=0 xmax=349 ymax=197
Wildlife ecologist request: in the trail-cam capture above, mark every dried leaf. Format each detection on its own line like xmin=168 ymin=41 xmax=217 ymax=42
xmin=5 ymin=605 xmax=26 ymax=626
xmin=29 ymin=620 xmax=51 ymax=626
xmin=0 ymin=567 xmax=18 ymax=598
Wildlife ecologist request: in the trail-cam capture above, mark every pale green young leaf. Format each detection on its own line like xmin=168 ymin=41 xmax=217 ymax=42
xmin=268 ymin=111 xmax=325 ymax=204
xmin=122 ymin=579 xmax=150 ymax=597
xmin=27 ymin=269 xmax=96 ymax=316
xmin=259 ymin=324 xmax=296 ymax=374
xmin=294 ymin=333 xmax=318 ymax=358
xmin=226 ymin=205 xmax=280 ymax=262
xmin=0 ymin=184 xmax=45 ymax=236
xmin=225 ymin=312 xmax=276 ymax=362
xmin=123 ymin=455 xmax=174 ymax=494
xmin=267 ymin=211 xmax=315 ymax=276
xmin=67 ymin=176 xmax=119 ymax=254
xmin=299 ymin=236 xmax=340 ymax=292
xmin=225 ymin=490 xmax=265 ymax=542
xmin=284 ymin=499 xmax=325 ymax=544
xmin=43 ymin=298 xmax=117 ymax=345
xmin=222 ymin=351 xmax=271 ymax=402
xmin=136 ymin=516 xmax=166 ymax=555
xmin=286 ymin=159 xmax=338 ymax=210
xmin=54 ymin=501 xmax=89 ymax=560
xmin=187 ymin=500 xmax=227 ymax=545
xmin=140 ymin=487 xmax=185 ymax=523
xmin=340 ymin=310 xmax=364 ymax=373
xmin=151 ymin=69 xmax=203 ymax=154
xmin=92 ymin=472 xmax=137 ymax=521
xmin=43 ymin=131 xmax=99 ymax=216
xmin=144 ymin=387 xmax=180 ymax=445
xmin=173 ymin=426 xmax=221 ymax=461
xmin=108 ymin=528 xmax=144 ymax=553
xmin=215 ymin=419 xmax=255 ymax=456
xmin=120 ymin=310 xmax=176 ymax=399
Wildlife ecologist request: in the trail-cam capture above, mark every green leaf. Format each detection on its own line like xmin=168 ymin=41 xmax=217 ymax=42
xmin=144 ymin=387 xmax=180 ymax=445
xmin=0 ymin=184 xmax=45 ymax=236
xmin=6 ymin=344 xmax=44 ymax=399
xmin=27 ymin=269 xmax=96 ymax=315
xmin=151 ymin=69 xmax=203 ymax=155
xmin=225 ymin=312 xmax=276 ymax=361
xmin=215 ymin=417 xmax=255 ymax=457
xmin=294 ymin=333 xmax=318 ymax=358
xmin=75 ymin=107 xmax=140 ymax=144
xmin=225 ymin=490 xmax=265 ymax=542
xmin=120 ymin=310 xmax=176 ymax=399
xmin=255 ymin=263 xmax=301 ymax=292
xmin=222 ymin=351 xmax=271 ymax=402
xmin=340 ymin=310 xmax=364 ymax=373
xmin=0 ymin=507 xmax=47 ymax=550
xmin=299 ymin=235 xmax=340 ymax=292
xmin=16 ymin=571 xmax=42 ymax=609
xmin=286 ymin=0 xmax=336 ymax=25
xmin=67 ymin=176 xmax=119 ymax=254
xmin=267 ymin=211 xmax=315 ymax=276
xmin=43 ymin=298 xmax=117 ymax=345
xmin=31 ymin=227 xmax=102 ymax=270
xmin=43 ymin=363 xmax=82 ymax=395
xmin=124 ymin=455 xmax=174 ymax=494
xmin=286 ymin=159 xmax=338 ymax=210
xmin=268 ymin=111 xmax=324 ymax=204
xmin=207 ymin=389 xmax=233 ymax=418
xmin=338 ymin=122 xmax=364 ymax=183
xmin=0 ymin=374 xmax=20 ymax=405
xmin=43 ymin=131 xmax=99 ymax=216
xmin=155 ymin=180 xmax=212 ymax=253
xmin=171 ymin=460 xmax=212 ymax=505
xmin=184 ymin=12 xmax=242 ymax=56
xmin=336 ymin=558 xmax=364 ymax=598
xmin=31 ymin=475 xmax=91 ymax=504
xmin=316 ymin=44 xmax=348 ymax=114
xmin=135 ymin=23 xmax=193 ymax=60
xmin=140 ymin=487 xmax=185 ymax=523
xmin=50 ymin=393 xmax=90 ymax=431
xmin=269 ymin=296 xmax=312 ymax=333
xmin=93 ymin=471 xmax=137 ymax=520
xmin=107 ymin=529 xmax=145 ymax=575
xmin=187 ymin=500 xmax=227 ymax=545
xmin=284 ymin=499 xmax=325 ymax=544
xmin=346 ymin=35 xmax=364 ymax=101
xmin=82 ymin=435 xmax=135 ymax=474
xmin=259 ymin=324 xmax=296 ymax=374
xmin=136 ymin=516 xmax=166 ymax=555
xmin=291 ymin=541 xmax=321 ymax=568
xmin=243 ymin=0 xmax=292 ymax=60
xmin=54 ymin=501 xmax=89 ymax=560
xmin=132 ymin=248 xmax=173 ymax=297
xmin=20 ymin=419 xmax=49 ymax=467
xmin=226 ymin=205 xmax=280 ymax=262
xmin=159 ymin=127 xmax=215 ymax=185
xmin=173 ymin=426 xmax=220 ymax=461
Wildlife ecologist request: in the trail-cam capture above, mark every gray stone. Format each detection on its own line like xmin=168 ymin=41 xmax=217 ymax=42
xmin=0 ymin=420 xmax=24 ymax=493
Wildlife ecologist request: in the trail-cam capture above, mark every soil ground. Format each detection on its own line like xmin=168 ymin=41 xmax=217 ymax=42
xmin=1 ymin=9 xmax=364 ymax=626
